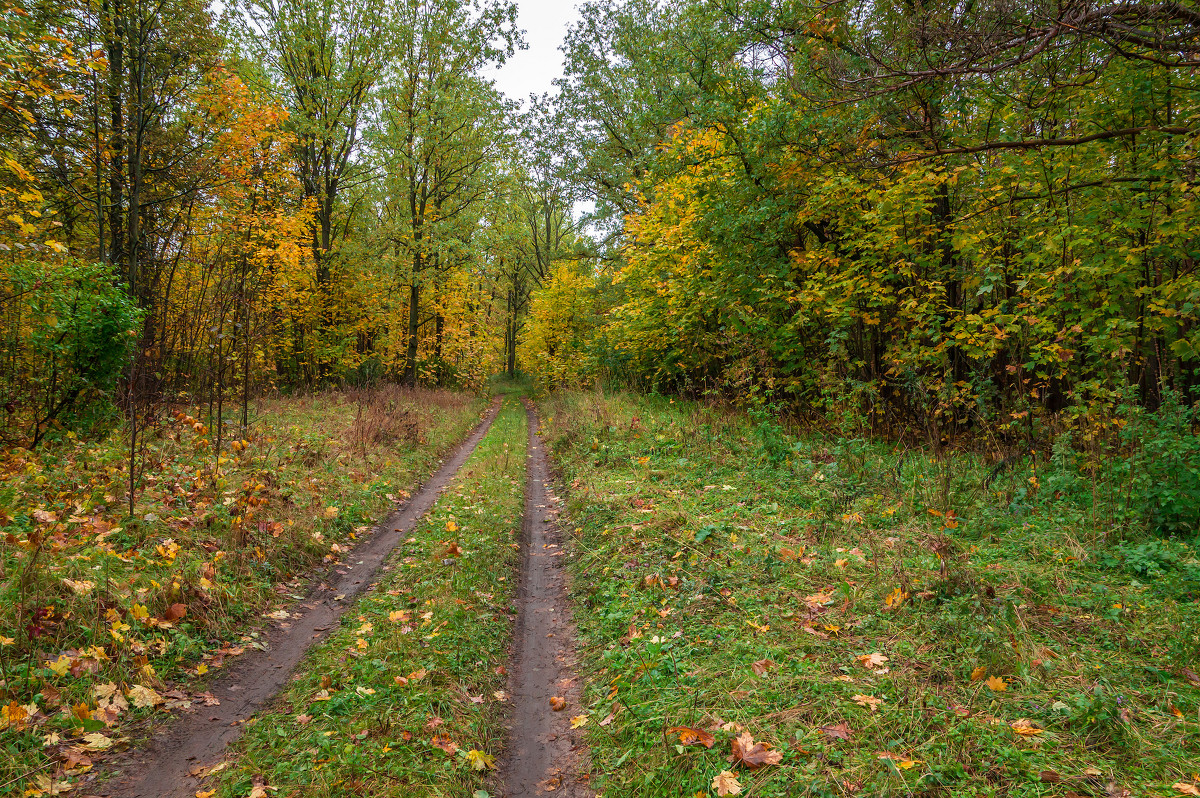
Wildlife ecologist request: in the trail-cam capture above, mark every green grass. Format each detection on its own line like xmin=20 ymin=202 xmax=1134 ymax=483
xmin=209 ymin=396 xmax=528 ymax=798
xmin=0 ymin=385 xmax=484 ymax=790
xmin=539 ymin=389 xmax=1200 ymax=798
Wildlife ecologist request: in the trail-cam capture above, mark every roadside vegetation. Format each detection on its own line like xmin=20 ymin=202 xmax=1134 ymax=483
xmin=208 ymin=397 xmax=528 ymax=798
xmin=540 ymin=389 xmax=1200 ymax=798
xmin=0 ymin=386 xmax=483 ymax=791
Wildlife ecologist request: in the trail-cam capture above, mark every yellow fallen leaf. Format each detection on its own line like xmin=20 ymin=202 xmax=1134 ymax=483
xmin=985 ymin=675 xmax=1007 ymax=692
xmin=711 ymin=770 xmax=742 ymax=796
xmin=970 ymin=666 xmax=987 ymax=681
xmin=467 ymin=749 xmax=495 ymax=770
xmin=126 ymin=685 xmax=163 ymax=708
xmin=81 ymin=732 xmax=115 ymax=750
xmin=1010 ymin=719 xmax=1042 ymax=736
xmin=570 ymin=715 xmax=588 ymax=728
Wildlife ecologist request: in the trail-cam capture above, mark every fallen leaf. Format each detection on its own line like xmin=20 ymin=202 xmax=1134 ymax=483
xmin=570 ymin=715 xmax=588 ymax=729
xmin=126 ymin=685 xmax=163 ymax=708
xmin=970 ymin=666 xmax=987 ymax=681
xmin=1173 ymin=784 xmax=1200 ymax=797
xmin=985 ymin=676 xmax=1008 ymax=692
xmin=431 ymin=734 xmax=458 ymax=754
xmin=668 ymin=725 xmax=716 ymax=748
xmin=729 ymin=732 xmax=782 ymax=769
xmin=80 ymin=733 xmax=115 ymax=750
xmin=712 ymin=770 xmax=742 ymax=796
xmin=820 ymin=722 xmax=852 ymax=741
xmin=549 ymin=696 xmax=567 ymax=711
xmin=1010 ymin=719 xmax=1043 ymax=736
xmin=751 ymin=659 xmax=774 ymax=676
xmin=466 ymin=749 xmax=495 ymax=771
xmin=294 ymin=714 xmax=312 ymax=725
xmin=163 ymin=603 xmax=187 ymax=622
xmin=852 ymin=694 xmax=884 ymax=711
xmin=856 ymin=653 xmax=888 ymax=669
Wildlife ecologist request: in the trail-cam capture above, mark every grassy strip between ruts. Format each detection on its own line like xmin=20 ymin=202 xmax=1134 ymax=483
xmin=539 ymin=390 xmax=1200 ymax=798
xmin=207 ymin=396 xmax=528 ymax=798
xmin=0 ymin=386 xmax=485 ymax=793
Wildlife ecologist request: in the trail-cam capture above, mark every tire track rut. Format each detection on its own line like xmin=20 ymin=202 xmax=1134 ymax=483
xmin=99 ymin=400 xmax=501 ymax=798
xmin=498 ymin=401 xmax=594 ymax=797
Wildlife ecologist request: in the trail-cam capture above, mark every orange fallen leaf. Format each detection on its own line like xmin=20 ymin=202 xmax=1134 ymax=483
xmin=856 ymin=653 xmax=888 ymax=669
xmin=985 ymin=675 xmax=1008 ymax=692
xmin=431 ymin=734 xmax=458 ymax=754
xmin=667 ymin=725 xmax=716 ymax=748
xmin=751 ymin=659 xmax=774 ymax=676
xmin=729 ymin=731 xmax=782 ymax=769
xmin=970 ymin=666 xmax=987 ymax=681
xmin=852 ymin=694 xmax=884 ymax=711
xmin=549 ymin=696 xmax=567 ymax=711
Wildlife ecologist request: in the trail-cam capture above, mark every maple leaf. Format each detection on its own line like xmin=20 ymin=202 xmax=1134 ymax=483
xmin=549 ymin=696 xmax=567 ymax=711
xmin=751 ymin=659 xmax=774 ymax=676
xmin=668 ymin=725 xmax=716 ymax=748
xmin=711 ymin=770 xmax=742 ymax=796
xmin=883 ymin=587 xmax=909 ymax=611
xmin=570 ymin=715 xmax=588 ymax=729
xmin=127 ymin=685 xmax=164 ymax=708
xmin=163 ymin=603 xmax=187 ymax=622
xmin=820 ymin=722 xmax=852 ymax=741
xmin=852 ymin=694 xmax=884 ymax=711
xmin=466 ymin=749 xmax=495 ymax=770
xmin=431 ymin=734 xmax=458 ymax=754
xmin=985 ymin=676 xmax=1008 ymax=692
xmin=80 ymin=732 xmax=115 ymax=750
xmin=970 ymin=666 xmax=987 ymax=681
xmin=1010 ymin=719 xmax=1042 ymax=736
xmin=729 ymin=732 xmax=783 ymax=769
xmin=856 ymin=653 xmax=888 ymax=669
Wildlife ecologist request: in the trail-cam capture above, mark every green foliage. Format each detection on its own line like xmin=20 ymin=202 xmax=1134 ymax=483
xmin=1121 ymin=392 xmax=1200 ymax=537
xmin=0 ymin=259 xmax=142 ymax=445
xmin=545 ymin=0 xmax=1200 ymax=438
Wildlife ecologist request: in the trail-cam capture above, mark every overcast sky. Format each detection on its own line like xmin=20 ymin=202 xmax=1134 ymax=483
xmin=487 ymin=0 xmax=584 ymax=107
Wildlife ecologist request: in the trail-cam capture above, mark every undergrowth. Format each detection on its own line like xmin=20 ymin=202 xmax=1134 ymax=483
xmin=210 ymin=397 xmax=528 ymax=797
xmin=0 ymin=385 xmax=484 ymax=792
xmin=541 ymin=389 xmax=1200 ymax=798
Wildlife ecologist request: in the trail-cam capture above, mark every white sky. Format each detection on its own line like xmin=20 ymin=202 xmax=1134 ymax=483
xmin=488 ymin=0 xmax=584 ymax=107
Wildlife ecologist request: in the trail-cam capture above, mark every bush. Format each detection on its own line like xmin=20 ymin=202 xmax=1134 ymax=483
xmin=1122 ymin=391 xmax=1200 ymax=537
xmin=0 ymin=258 xmax=143 ymax=445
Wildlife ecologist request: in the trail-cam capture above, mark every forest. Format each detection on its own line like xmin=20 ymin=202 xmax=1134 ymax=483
xmin=3 ymin=0 xmax=1199 ymax=444
xmin=1 ymin=0 xmax=1199 ymax=795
